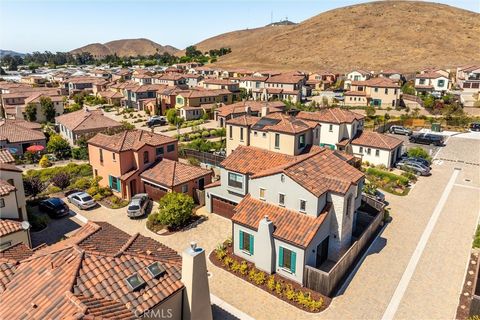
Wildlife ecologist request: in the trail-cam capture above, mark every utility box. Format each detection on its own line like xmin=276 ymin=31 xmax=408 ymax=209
xmin=431 ymin=123 xmax=441 ymax=132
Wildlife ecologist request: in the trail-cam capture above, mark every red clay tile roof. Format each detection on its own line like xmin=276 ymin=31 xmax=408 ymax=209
xmin=0 ymin=221 xmax=183 ymax=319
xmin=265 ymin=73 xmax=305 ymax=84
xmin=178 ymin=88 xmax=231 ymax=98
xmin=0 ymin=179 xmax=15 ymax=196
xmin=258 ymin=113 xmax=318 ymax=134
xmin=0 ymin=242 xmax=39 ymax=262
xmin=0 ymin=220 xmax=23 ymax=237
xmin=0 ymin=163 xmax=23 ymax=173
xmin=232 ymin=195 xmax=330 ymax=248
xmin=0 ymin=149 xmax=15 ymax=164
xmin=24 ymin=93 xmax=64 ymax=104
xmin=416 ymin=72 xmax=445 ymax=79
xmin=55 ymin=109 xmax=123 ymax=133
xmin=226 ymin=115 xmax=260 ymax=126
xmin=140 ymin=158 xmax=212 ymax=188
xmin=216 ymin=100 xmax=285 ymax=117
xmin=204 ymin=180 xmax=221 ymax=189
xmin=351 ymin=131 xmax=403 ymax=150
xmin=0 ymin=120 xmax=45 ymax=144
xmin=296 ymin=108 xmax=365 ymax=124
xmin=344 ymin=91 xmax=367 ymax=96
xmin=351 ymin=78 xmax=400 ymax=88
xmin=88 ymin=130 xmax=177 ymax=152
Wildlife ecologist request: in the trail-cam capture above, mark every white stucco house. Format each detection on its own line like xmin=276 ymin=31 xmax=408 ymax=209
xmin=414 ymin=72 xmax=450 ymax=95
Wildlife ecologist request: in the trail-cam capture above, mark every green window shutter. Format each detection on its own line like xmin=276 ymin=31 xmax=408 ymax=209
xmin=108 ymin=175 xmax=113 ymax=189
xmin=279 ymin=247 xmax=284 ymax=267
xmin=239 ymin=231 xmax=244 ymax=250
xmin=291 ymin=251 xmax=297 ymax=273
xmin=249 ymin=234 xmax=254 ymax=255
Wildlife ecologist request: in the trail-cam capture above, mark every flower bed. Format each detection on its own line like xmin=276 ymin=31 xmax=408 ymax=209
xmin=365 ymin=167 xmax=413 ymax=196
xmin=99 ymin=195 xmax=129 ymax=209
xmin=210 ymin=241 xmax=330 ymax=313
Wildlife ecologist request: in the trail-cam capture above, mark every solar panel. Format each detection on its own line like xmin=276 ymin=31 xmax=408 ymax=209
xmin=146 ymin=262 xmax=166 ymax=278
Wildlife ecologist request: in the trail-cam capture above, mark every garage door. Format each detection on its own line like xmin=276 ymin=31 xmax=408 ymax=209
xmin=211 ymin=196 xmax=236 ymax=219
xmin=144 ymin=182 xmax=168 ymax=201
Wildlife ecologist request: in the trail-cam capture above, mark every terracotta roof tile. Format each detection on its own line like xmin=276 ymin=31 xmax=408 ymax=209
xmin=55 ymin=109 xmax=123 ymax=133
xmin=0 ymin=242 xmax=38 ymax=262
xmin=88 ymin=130 xmax=177 ymax=152
xmin=351 ymin=131 xmax=403 ymax=150
xmin=0 ymin=149 xmax=15 ymax=164
xmin=351 ymin=77 xmax=400 ymax=88
xmin=416 ymin=72 xmax=445 ymax=79
xmin=232 ymin=195 xmax=330 ymax=248
xmin=0 ymin=220 xmax=23 ymax=237
xmin=297 ymin=108 xmax=365 ymax=124
xmin=216 ymin=100 xmax=285 ymax=117
xmin=0 ymin=120 xmax=45 ymax=144
xmin=0 ymin=179 xmax=15 ymax=196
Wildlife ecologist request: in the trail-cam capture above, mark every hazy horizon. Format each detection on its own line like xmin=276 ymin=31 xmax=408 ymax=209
xmin=1 ymin=0 xmax=478 ymax=53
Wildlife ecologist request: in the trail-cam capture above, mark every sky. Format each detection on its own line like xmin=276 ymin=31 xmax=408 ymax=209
xmin=0 ymin=0 xmax=478 ymax=53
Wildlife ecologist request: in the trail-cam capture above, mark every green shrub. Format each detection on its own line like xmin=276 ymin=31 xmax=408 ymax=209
xmin=275 ymin=282 xmax=283 ymax=296
xmin=285 ymin=285 xmax=297 ymax=301
xmin=27 ymin=211 xmax=49 ymax=232
xmin=474 ymin=225 xmax=480 ymax=248
xmin=45 ymin=185 xmax=61 ymax=194
xmin=154 ymin=192 xmax=195 ymax=229
xmin=71 ymin=147 xmax=88 ymax=160
xmin=201 ymin=130 xmax=210 ymax=138
xmin=248 ymin=269 xmax=257 ymax=281
xmin=253 ymin=271 xmax=266 ymax=285
xmin=39 ymin=155 xmax=52 ymax=168
xmin=267 ymin=275 xmax=276 ymax=291
xmin=216 ymin=127 xmax=226 ymax=137
xmin=239 ymin=261 xmax=248 ymax=275
xmin=209 ymin=129 xmax=217 ymax=136
xmin=407 ymin=147 xmax=432 ymax=162
xmin=366 ymin=167 xmax=409 ymax=186
xmin=223 ymin=257 xmax=234 ymax=268
xmin=71 ymin=177 xmax=91 ymax=190
xmin=231 ymin=260 xmax=240 ymax=273
xmin=93 ymin=194 xmax=103 ymax=201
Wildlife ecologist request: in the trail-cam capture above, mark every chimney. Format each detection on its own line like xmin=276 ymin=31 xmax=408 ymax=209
xmin=244 ymin=105 xmax=251 ymax=115
xmin=181 ymin=241 xmax=213 ymax=320
xmin=261 ymin=105 xmax=269 ymax=117
xmin=255 ymin=216 xmax=275 ymax=273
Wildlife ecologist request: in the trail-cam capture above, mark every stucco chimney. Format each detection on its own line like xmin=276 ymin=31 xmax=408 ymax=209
xmin=255 ymin=216 xmax=275 ymax=273
xmin=181 ymin=241 xmax=213 ymax=320
xmin=261 ymin=105 xmax=269 ymax=117
xmin=244 ymin=105 xmax=251 ymax=115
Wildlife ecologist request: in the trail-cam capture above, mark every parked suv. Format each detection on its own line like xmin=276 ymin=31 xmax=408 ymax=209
xmin=39 ymin=198 xmax=70 ymax=218
xmin=396 ymin=159 xmax=430 ymax=176
xmin=409 ymin=133 xmax=444 ymax=146
xmin=400 ymin=155 xmax=431 ymax=168
xmin=146 ymin=116 xmax=167 ymax=128
xmin=67 ymin=191 xmax=96 ymax=210
xmin=470 ymin=122 xmax=480 ymax=132
xmin=127 ymin=193 xmax=151 ymax=218
xmin=389 ymin=125 xmax=412 ymax=136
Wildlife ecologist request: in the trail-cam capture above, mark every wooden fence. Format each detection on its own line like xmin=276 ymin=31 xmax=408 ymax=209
xmin=180 ymin=149 xmax=225 ymax=167
xmin=304 ymin=197 xmax=384 ymax=296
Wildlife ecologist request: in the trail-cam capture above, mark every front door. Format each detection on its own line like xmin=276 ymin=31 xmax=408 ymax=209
xmin=130 ymin=180 xmax=137 ymax=197
xmin=316 ymin=236 xmax=329 ymax=268
xmin=198 ymin=178 xmax=205 ymax=190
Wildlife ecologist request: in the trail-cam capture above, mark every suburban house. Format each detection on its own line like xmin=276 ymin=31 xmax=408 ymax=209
xmin=157 ymin=86 xmax=183 ymax=115
xmin=234 ymin=76 xmax=268 ymax=94
xmin=378 ymin=70 xmax=403 ymax=81
xmin=20 ymin=75 xmax=47 ymax=86
xmin=175 ymin=89 xmax=235 ymax=120
xmin=89 ymin=69 xmax=111 ymax=79
xmin=350 ymin=131 xmax=403 ymax=167
xmin=20 ymin=93 xmax=64 ymax=122
xmin=193 ymin=66 xmax=216 ymax=77
xmin=0 ymin=119 xmax=46 ymax=155
xmin=64 ymin=76 xmax=108 ymax=96
xmin=131 ymin=69 xmax=154 ymax=84
xmin=55 ymin=109 xmax=123 ymax=145
xmin=225 ymin=112 xmax=320 ymax=156
xmin=0 ymin=150 xmax=30 ymax=250
xmin=455 ymin=65 xmax=480 ymax=107
xmin=111 ymin=68 xmax=133 ymax=82
xmin=87 ymin=130 xmax=178 ymax=199
xmin=215 ymin=100 xmax=285 ymax=127
xmin=1 ymin=87 xmax=61 ymax=119
xmin=184 ymin=74 xmax=204 ymax=88
xmin=344 ymin=70 xmax=371 ymax=89
xmin=0 ymin=221 xmax=213 ymax=320
xmin=140 ymin=158 xmax=213 ymax=202
xmin=153 ymin=74 xmax=187 ymax=87
xmin=307 ymin=71 xmax=338 ymax=91
xmin=254 ymin=73 xmax=307 ymax=103
xmin=123 ymin=84 xmax=164 ymax=109
xmin=205 ymin=144 xmax=367 ymax=286
xmin=414 ymin=72 xmax=450 ymax=95
xmin=201 ymin=79 xmax=240 ymax=93
xmin=96 ymin=90 xmax=123 ymax=106
xmin=344 ymin=78 xmax=401 ymax=107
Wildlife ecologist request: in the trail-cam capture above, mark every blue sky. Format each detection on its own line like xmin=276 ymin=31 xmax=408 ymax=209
xmin=0 ymin=0 xmax=478 ymax=53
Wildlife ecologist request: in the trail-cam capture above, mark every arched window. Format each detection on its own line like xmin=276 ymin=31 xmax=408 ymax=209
xmin=143 ymin=151 xmax=149 ymax=164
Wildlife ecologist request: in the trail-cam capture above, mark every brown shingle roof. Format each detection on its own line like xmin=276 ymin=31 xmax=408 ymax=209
xmin=140 ymin=158 xmax=212 ymax=188
xmin=232 ymin=195 xmax=330 ymax=248
xmin=88 ymin=130 xmax=177 ymax=152
xmin=351 ymin=131 xmax=403 ymax=150
xmin=0 ymin=220 xmax=23 ymax=237
xmin=0 ymin=149 xmax=15 ymax=164
xmin=297 ymin=108 xmax=365 ymax=124
xmin=0 ymin=221 xmax=183 ymax=319
xmin=0 ymin=120 xmax=45 ymax=144
xmin=55 ymin=109 xmax=123 ymax=133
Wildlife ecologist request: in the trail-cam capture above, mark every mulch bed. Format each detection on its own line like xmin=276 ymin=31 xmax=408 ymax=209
xmin=209 ymin=243 xmax=331 ymax=313
xmin=456 ymin=250 xmax=480 ymax=319
xmin=147 ymin=214 xmax=207 ymax=236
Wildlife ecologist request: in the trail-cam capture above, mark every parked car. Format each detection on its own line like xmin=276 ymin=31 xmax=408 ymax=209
xmin=409 ymin=133 xmax=444 ymax=146
xmin=39 ymin=197 xmax=70 ymax=218
xmin=67 ymin=191 xmax=96 ymax=210
xmin=400 ymin=155 xmax=431 ymax=168
xmin=127 ymin=193 xmax=150 ymax=218
xmin=146 ymin=116 xmax=167 ymax=128
xmin=389 ymin=125 xmax=412 ymax=135
xmin=396 ymin=159 xmax=430 ymax=176
xmin=470 ymin=122 xmax=480 ymax=132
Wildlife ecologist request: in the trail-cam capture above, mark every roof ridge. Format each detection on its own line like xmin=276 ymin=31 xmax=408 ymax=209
xmin=67 ymin=248 xmax=85 ymax=293
xmin=114 ymin=233 xmax=140 ymax=257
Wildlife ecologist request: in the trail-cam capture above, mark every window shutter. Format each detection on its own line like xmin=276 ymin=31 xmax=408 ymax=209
xmin=108 ymin=176 xmax=113 ymax=189
xmin=249 ymin=235 xmax=254 ymax=255
xmin=239 ymin=231 xmax=244 ymax=250
xmin=291 ymin=251 xmax=297 ymax=273
xmin=279 ymin=247 xmax=284 ymax=267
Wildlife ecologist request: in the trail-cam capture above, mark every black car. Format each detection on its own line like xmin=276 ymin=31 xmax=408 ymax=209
xmin=470 ymin=123 xmax=480 ymax=132
xmin=409 ymin=133 xmax=444 ymax=146
xmin=39 ymin=198 xmax=70 ymax=218
xmin=146 ymin=117 xmax=166 ymax=128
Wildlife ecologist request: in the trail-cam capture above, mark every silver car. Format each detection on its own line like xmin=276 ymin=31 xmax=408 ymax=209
xmin=67 ymin=191 xmax=96 ymax=209
xmin=396 ymin=160 xmax=430 ymax=176
xmin=127 ymin=193 xmax=150 ymax=218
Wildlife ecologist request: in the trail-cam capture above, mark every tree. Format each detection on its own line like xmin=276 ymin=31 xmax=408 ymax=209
xmin=40 ymin=96 xmax=55 ymax=122
xmin=47 ymin=134 xmax=71 ymax=159
xmin=185 ymin=46 xmax=202 ymax=58
xmin=401 ymin=82 xmax=416 ymax=95
xmin=407 ymin=147 xmax=432 ymax=162
xmin=120 ymin=120 xmax=135 ymax=131
xmin=423 ymin=95 xmax=435 ymax=109
xmin=25 ymin=103 xmax=37 ymax=121
xmin=154 ymin=192 xmax=195 ymax=229
xmin=166 ymin=108 xmax=184 ymax=135
xmin=23 ymin=176 xmax=45 ymax=197
xmin=365 ymin=106 xmax=376 ymax=118
xmin=51 ymin=172 xmax=70 ymax=189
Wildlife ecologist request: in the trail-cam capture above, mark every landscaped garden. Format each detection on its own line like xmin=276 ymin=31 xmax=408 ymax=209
xmin=210 ymin=240 xmax=329 ymax=312
xmin=363 ymin=166 xmax=416 ymax=196
xmin=174 ymin=127 xmax=225 ymax=142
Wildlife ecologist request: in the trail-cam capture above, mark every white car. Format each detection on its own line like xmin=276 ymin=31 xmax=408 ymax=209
xmin=67 ymin=191 xmax=96 ymax=209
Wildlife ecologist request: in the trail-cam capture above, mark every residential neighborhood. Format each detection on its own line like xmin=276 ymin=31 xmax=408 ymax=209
xmin=0 ymin=1 xmax=479 ymax=319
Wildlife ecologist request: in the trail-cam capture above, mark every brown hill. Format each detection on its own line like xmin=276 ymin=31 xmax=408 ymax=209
xmin=192 ymin=1 xmax=480 ymax=72
xmin=71 ymin=38 xmax=178 ymax=58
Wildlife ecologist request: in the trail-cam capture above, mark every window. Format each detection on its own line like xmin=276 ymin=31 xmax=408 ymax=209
xmin=329 ymin=124 xmax=333 ymax=132
xmin=228 ymin=172 xmax=243 ymax=189
xmin=254 ymin=131 xmax=258 ymax=136
xmin=239 ymin=230 xmax=254 ymax=255
xmin=240 ymin=128 xmax=244 ymax=141
xmin=167 ymin=144 xmax=175 ymax=152
xmin=143 ymin=151 xmax=150 ymax=164
xmin=229 ymin=126 xmax=233 ymax=139
xmin=156 ymin=147 xmax=164 ymax=157
xmin=262 ymin=132 xmax=267 ymax=138
xmin=109 ymin=176 xmax=120 ymax=192
xmin=259 ymin=188 xmax=266 ymax=200
xmin=0 ymin=198 xmax=4 ymax=208
xmin=346 ymin=194 xmax=353 ymax=217
xmin=367 ymin=148 xmax=371 ymax=155
xmin=359 ymin=146 xmax=363 ymax=153
xmin=299 ymin=200 xmax=306 ymax=212
xmin=274 ymin=133 xmax=280 ymax=149
xmin=298 ymin=134 xmax=306 ymax=149
xmin=279 ymin=247 xmax=296 ymax=273
xmin=278 ymin=193 xmax=285 ymax=206
xmin=99 ymin=149 xmax=103 ymax=163
xmin=419 ymin=79 xmax=425 ymax=85
xmin=375 ymin=149 xmax=380 ymax=157
xmin=181 ymin=184 xmax=188 ymax=193
xmin=280 ymin=174 xmax=285 ymax=183
xmin=315 ymin=128 xmax=319 ymax=139
xmin=384 ymin=88 xmax=388 ymax=94
xmin=438 ymin=79 xmax=445 ymax=87
xmin=112 ymin=152 xmax=116 ymax=161
xmin=374 ymin=87 xmax=378 ymax=93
